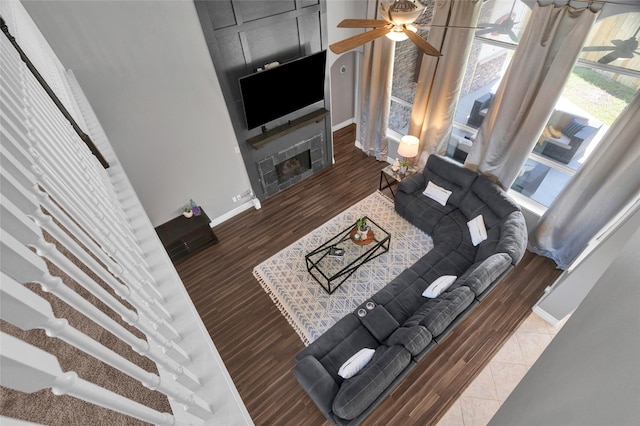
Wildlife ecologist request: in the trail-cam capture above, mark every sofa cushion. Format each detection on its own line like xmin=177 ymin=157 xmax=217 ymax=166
xmin=450 ymin=253 xmax=512 ymax=297
xmin=410 ymin=243 xmax=472 ymax=281
xmin=332 ymin=345 xmax=411 ymax=420
xmin=459 ymin=176 xmax=518 ymax=228
xmin=297 ymin=313 xmax=380 ymax=382
xmin=562 ymin=118 xmax=586 ymax=137
xmin=404 ymin=286 xmax=475 ymax=337
xmin=386 ymin=325 xmax=432 ymax=356
xmin=422 ymin=155 xmax=477 ymax=208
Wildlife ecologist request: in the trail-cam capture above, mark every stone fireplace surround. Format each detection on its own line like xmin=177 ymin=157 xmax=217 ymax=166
xmin=256 ymin=132 xmax=326 ymax=197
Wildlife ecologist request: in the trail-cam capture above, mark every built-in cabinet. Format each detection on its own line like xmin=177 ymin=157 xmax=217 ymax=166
xmin=194 ymin=0 xmax=333 ymax=201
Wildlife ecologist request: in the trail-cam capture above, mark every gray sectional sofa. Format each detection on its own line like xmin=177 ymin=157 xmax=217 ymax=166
xmin=294 ymin=155 xmax=528 ymax=425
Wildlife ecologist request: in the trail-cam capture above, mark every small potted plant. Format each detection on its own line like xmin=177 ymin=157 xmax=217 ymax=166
xmin=399 ymin=159 xmax=409 ymax=176
xmin=356 ymin=216 xmax=368 ymax=232
xmin=182 ymin=199 xmax=201 ymax=218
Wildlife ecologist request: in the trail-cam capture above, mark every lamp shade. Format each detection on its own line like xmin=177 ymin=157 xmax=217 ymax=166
xmin=398 ymin=135 xmax=419 ymax=158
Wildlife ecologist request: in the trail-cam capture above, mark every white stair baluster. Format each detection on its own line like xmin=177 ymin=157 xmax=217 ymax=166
xmin=0 ymin=333 xmax=175 ymax=426
xmin=0 ymin=273 xmax=213 ymax=419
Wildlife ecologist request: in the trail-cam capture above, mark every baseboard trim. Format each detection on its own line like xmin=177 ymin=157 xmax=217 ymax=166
xmin=208 ymin=199 xmax=258 ymax=228
xmin=332 ymin=118 xmax=354 ymax=132
xmin=532 ymin=304 xmax=562 ymax=326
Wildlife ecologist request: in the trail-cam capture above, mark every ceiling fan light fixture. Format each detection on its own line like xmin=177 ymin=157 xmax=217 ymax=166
xmin=385 ymin=25 xmax=416 ymax=41
xmin=380 ymin=1 xmax=424 ymax=26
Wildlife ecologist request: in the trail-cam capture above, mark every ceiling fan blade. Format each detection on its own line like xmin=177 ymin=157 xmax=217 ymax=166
xmin=329 ymin=27 xmax=391 ymax=54
xmin=508 ymin=30 xmax=518 ymax=42
xmin=475 ymin=27 xmax=497 ymax=36
xmin=597 ymin=51 xmax=620 ymax=64
xmin=582 ymin=46 xmax=616 ymax=52
xmin=403 ymin=28 xmax=442 ymax=57
xmin=337 ymin=19 xmax=388 ymax=29
xmin=414 ymin=23 xmax=489 ymax=30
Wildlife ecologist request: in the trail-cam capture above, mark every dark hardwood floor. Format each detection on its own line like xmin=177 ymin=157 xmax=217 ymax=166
xmin=174 ymin=124 xmax=562 ymax=425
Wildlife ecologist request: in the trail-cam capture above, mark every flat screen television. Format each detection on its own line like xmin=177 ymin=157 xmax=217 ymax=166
xmin=239 ymin=50 xmax=327 ymax=130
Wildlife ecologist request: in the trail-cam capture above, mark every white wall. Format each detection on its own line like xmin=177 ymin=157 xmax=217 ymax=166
xmin=22 ymin=0 xmax=253 ymax=226
xmin=489 ymin=224 xmax=640 ymax=426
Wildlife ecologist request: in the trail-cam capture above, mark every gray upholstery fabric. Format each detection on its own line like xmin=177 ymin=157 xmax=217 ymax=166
xmin=450 ymin=253 xmax=512 ymax=296
xmin=294 ymin=155 xmax=528 ymax=425
xmin=421 ymin=154 xmax=477 ymax=207
xmin=332 ymin=345 xmax=411 ymax=420
xmin=297 ymin=314 xmax=380 ymax=383
xmin=294 ymin=355 xmax=340 ymax=419
xmin=404 ymin=286 xmax=475 ymax=337
xmin=386 ymin=325 xmax=432 ymax=356
xmin=359 ymin=305 xmax=400 ymax=342
xmin=494 ymin=211 xmax=528 ymax=264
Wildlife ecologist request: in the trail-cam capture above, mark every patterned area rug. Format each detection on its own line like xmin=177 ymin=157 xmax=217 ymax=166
xmin=253 ymin=191 xmax=433 ymax=345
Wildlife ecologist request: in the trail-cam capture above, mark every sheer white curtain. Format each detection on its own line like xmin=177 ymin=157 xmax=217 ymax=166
xmin=529 ymin=90 xmax=640 ymax=269
xmin=409 ymin=0 xmax=482 ymax=169
xmin=357 ymin=2 xmax=394 ymax=161
xmin=465 ymin=1 xmax=601 ymax=189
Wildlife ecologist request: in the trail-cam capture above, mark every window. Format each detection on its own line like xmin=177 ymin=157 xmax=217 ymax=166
xmin=388 ymin=1 xmax=640 ymax=209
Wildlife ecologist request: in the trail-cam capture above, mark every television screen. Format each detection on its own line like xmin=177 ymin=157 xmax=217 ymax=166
xmin=239 ymin=50 xmax=327 ymax=130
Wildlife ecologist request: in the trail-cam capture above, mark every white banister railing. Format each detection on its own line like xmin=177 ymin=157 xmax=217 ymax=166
xmin=0 ymin=333 xmax=175 ymax=426
xmin=0 ymin=1 xmax=252 ymax=424
xmin=0 ymin=272 xmax=212 ymax=419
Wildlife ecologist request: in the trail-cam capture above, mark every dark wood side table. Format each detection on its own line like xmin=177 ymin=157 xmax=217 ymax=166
xmin=155 ymin=208 xmax=218 ymax=262
xmin=379 ymin=164 xmax=418 ymax=197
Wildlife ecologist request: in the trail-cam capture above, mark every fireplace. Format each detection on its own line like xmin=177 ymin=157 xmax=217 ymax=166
xmin=276 ymin=150 xmax=311 ymax=184
xmin=256 ymin=133 xmax=325 ymax=197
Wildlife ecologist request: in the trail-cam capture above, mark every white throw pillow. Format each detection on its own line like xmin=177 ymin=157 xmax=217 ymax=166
xmin=338 ymin=348 xmax=375 ymax=379
xmin=422 ymin=181 xmax=452 ymax=206
xmin=467 ymin=215 xmax=488 ymax=246
xmin=422 ymin=275 xmax=457 ymax=298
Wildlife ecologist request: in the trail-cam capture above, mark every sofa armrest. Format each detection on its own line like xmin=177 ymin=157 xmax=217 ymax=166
xmin=452 ymin=253 xmax=512 ymax=297
xmin=294 ymin=355 xmax=340 ymax=420
xmin=332 ymin=345 xmax=411 ymax=421
xmin=397 ymin=173 xmax=426 ymax=194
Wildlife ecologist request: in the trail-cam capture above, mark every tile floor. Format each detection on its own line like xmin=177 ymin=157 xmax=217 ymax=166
xmin=437 ymin=312 xmax=569 ymax=426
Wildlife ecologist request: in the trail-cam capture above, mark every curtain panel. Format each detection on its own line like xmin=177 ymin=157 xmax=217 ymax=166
xmin=464 ymin=1 xmax=600 ymax=189
xmin=529 ymin=90 xmax=640 ymax=269
xmin=409 ymin=0 xmax=482 ymax=169
xmin=357 ymin=1 xmax=394 ymax=161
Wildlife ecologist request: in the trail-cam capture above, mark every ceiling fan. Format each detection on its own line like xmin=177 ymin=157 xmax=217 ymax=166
xmin=329 ymin=0 xmax=443 ymax=57
xmin=582 ymin=25 xmax=640 ymax=64
xmin=475 ymin=0 xmax=519 ymax=42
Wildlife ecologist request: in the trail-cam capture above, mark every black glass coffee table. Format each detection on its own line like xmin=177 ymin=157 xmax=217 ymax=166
xmin=305 ymin=216 xmax=391 ymax=294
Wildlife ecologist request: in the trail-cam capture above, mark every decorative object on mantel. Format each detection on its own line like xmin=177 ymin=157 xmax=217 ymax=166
xmin=398 ymin=135 xmax=419 ymax=177
xmin=183 ymin=199 xmax=201 ymax=218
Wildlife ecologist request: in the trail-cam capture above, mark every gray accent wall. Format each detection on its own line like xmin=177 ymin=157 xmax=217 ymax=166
xmin=489 ymin=225 xmax=640 ymax=426
xmin=193 ymin=0 xmax=333 ymax=201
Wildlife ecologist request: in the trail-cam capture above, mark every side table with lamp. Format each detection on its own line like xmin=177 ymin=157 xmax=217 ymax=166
xmin=379 ymin=135 xmax=420 ymax=197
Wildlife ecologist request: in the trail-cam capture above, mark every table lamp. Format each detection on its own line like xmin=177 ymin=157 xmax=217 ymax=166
xmin=398 ymin=135 xmax=419 ymax=175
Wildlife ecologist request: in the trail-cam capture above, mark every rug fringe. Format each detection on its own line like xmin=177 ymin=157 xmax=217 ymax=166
xmin=252 ymin=269 xmax=312 ymax=346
